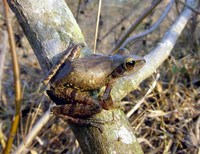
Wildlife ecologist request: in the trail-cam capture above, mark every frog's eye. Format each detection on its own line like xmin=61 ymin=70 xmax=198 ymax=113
xmin=124 ymin=58 xmax=135 ymax=70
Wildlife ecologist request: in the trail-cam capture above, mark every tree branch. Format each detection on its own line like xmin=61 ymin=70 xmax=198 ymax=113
xmin=121 ymin=0 xmax=174 ymax=48
xmin=7 ymin=0 xmax=86 ymax=73
xmin=111 ymin=0 xmax=197 ymax=102
xmin=111 ymin=0 xmax=162 ymax=53
xmin=176 ymin=0 xmax=200 ymax=14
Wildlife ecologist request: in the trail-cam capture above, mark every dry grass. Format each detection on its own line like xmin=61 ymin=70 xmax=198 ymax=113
xmin=0 ymin=1 xmax=199 ymax=153
xmin=129 ymin=52 xmax=200 ymax=153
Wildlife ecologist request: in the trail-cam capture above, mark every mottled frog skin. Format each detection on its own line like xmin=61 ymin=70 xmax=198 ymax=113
xmin=44 ymin=44 xmax=146 ymax=129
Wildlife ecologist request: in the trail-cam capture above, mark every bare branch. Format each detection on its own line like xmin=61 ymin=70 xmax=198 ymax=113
xmin=7 ymin=0 xmax=86 ymax=73
xmin=111 ymin=0 xmax=197 ymax=102
xmin=111 ymin=0 xmax=162 ymax=53
xmin=121 ymin=0 xmax=175 ymax=48
xmin=176 ymin=0 xmax=200 ymax=14
xmin=93 ymin=0 xmax=102 ymax=53
xmin=0 ymin=31 xmax=8 ymax=98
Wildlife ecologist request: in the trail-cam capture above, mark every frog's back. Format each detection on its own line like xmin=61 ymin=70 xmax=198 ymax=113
xmin=53 ymin=55 xmax=115 ymax=90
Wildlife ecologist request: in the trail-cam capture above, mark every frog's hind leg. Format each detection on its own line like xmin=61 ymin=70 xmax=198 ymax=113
xmin=51 ymin=104 xmax=104 ymax=132
xmin=52 ymin=113 xmax=104 ymax=132
xmin=46 ymin=86 xmax=103 ymax=108
xmin=43 ymin=44 xmax=81 ymax=85
xmin=46 ymin=89 xmax=67 ymax=105
xmin=51 ymin=101 xmax=102 ymax=118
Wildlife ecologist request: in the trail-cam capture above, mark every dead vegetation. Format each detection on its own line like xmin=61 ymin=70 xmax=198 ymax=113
xmin=0 ymin=0 xmax=199 ymax=153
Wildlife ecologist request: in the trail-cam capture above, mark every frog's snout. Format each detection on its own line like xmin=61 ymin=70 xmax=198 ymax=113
xmin=140 ymin=58 xmax=146 ymax=65
xmin=135 ymin=58 xmax=146 ymax=69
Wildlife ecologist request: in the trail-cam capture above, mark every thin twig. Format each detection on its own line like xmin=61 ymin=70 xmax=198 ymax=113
xmin=176 ymin=0 xmax=200 ymax=13
xmin=15 ymin=109 xmax=52 ymax=154
xmin=100 ymin=13 xmax=130 ymax=41
xmin=100 ymin=1 xmax=142 ymax=41
xmin=0 ymin=31 xmax=8 ymax=99
xmin=126 ymin=73 xmax=160 ymax=118
xmin=2 ymin=0 xmax=22 ymax=154
xmin=111 ymin=0 xmax=162 ymax=53
xmin=121 ymin=0 xmax=174 ymax=48
xmin=76 ymin=0 xmax=82 ymax=21
xmin=187 ymin=0 xmax=200 ymax=50
xmin=93 ymin=0 xmax=102 ymax=53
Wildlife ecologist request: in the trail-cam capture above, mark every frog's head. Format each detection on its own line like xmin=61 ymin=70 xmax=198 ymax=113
xmin=110 ymin=48 xmax=146 ymax=78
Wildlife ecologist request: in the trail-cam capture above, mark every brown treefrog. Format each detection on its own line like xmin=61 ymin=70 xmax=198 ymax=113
xmin=44 ymin=44 xmax=146 ymax=129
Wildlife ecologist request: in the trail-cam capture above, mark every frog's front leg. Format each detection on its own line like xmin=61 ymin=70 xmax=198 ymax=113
xmin=43 ymin=44 xmax=81 ymax=85
xmin=100 ymin=82 xmax=116 ymax=110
